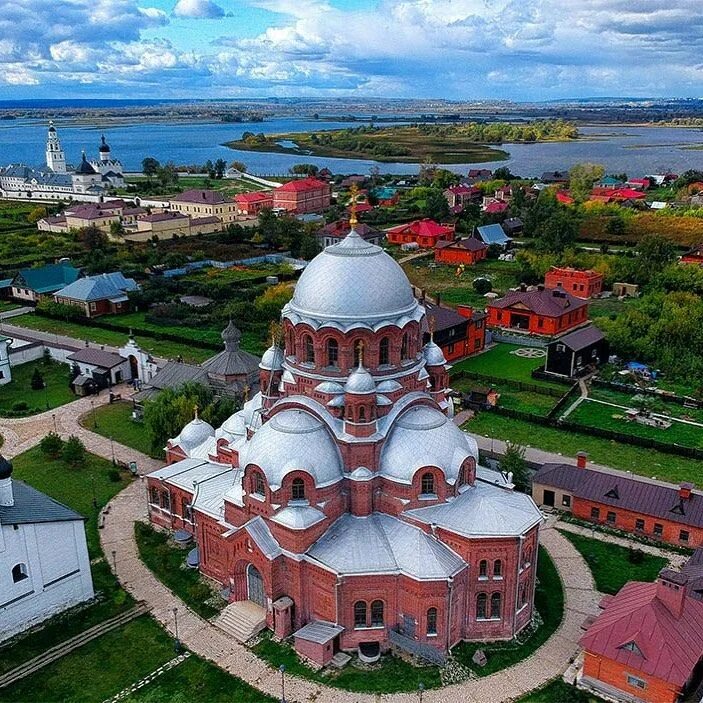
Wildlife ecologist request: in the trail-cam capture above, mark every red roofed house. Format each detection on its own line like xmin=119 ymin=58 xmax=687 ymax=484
xmin=486 ymin=285 xmax=589 ymax=336
xmin=483 ymin=201 xmax=509 ymax=215
xmin=235 ymin=191 xmax=274 ymax=216
xmin=556 ymin=191 xmax=575 ymax=205
xmin=444 ymin=185 xmax=481 ymax=212
xmin=435 ymin=238 xmax=488 ymax=266
xmin=385 ymin=219 xmax=455 ymax=248
xmin=273 ymin=178 xmax=332 ymax=214
xmin=681 ymin=244 xmax=703 ymax=266
xmin=590 ymin=188 xmax=647 ymax=203
xmin=544 ymin=267 xmax=604 ymax=299
xmin=316 ymin=220 xmax=383 ymax=248
xmin=579 ymin=569 xmax=703 ymax=703
xmin=626 ymin=177 xmax=651 ymax=191
xmin=422 ymin=301 xmax=486 ymax=362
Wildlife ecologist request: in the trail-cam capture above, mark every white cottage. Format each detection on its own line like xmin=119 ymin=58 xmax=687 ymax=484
xmin=0 ymin=457 xmax=94 ymax=643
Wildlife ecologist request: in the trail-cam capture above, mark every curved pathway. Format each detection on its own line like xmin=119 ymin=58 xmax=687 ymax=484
xmin=100 ymin=478 xmax=601 ymax=703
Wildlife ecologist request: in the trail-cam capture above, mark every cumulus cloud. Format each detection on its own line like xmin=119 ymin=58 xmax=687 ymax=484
xmin=173 ymin=0 xmax=226 ymax=19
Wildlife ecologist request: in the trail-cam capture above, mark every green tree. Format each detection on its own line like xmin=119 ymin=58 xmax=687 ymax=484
xmin=40 ymin=432 xmax=64 ymax=459
xmin=30 ymin=367 xmax=44 ymax=390
xmin=27 ymin=206 xmax=48 ymax=223
xmin=142 ymin=157 xmax=160 ymax=181
xmin=500 ymin=442 xmax=529 ymax=492
xmin=214 ymin=159 xmax=227 ymax=179
xmin=536 ymin=208 xmax=579 ymax=254
xmin=229 ymin=160 xmax=247 ymax=172
xmin=423 ymin=188 xmax=450 ymax=221
xmin=110 ymin=220 xmax=125 ymax=238
xmin=290 ymin=163 xmax=319 ymax=176
xmin=62 ymin=435 xmax=86 ymax=467
xmin=569 ymin=162 xmax=605 ymax=203
xmin=493 ymin=166 xmax=515 ymax=181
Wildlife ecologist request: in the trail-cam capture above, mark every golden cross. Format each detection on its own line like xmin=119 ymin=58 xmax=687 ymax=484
xmin=193 ymin=404 xmax=199 ymax=420
xmin=349 ymin=183 xmax=359 ymax=227
xmin=429 ymin=316 xmax=436 ymax=341
xmin=357 ymin=339 xmax=364 ymax=367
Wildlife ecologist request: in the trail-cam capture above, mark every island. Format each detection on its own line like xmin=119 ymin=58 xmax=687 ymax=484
xmin=224 ymin=120 xmax=579 ymax=164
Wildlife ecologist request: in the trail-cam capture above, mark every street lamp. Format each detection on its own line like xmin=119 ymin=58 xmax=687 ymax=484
xmin=418 ymin=682 xmax=425 ymax=703
xmin=111 ymin=549 xmax=118 ymax=584
xmin=173 ymin=607 xmax=181 ymax=653
xmin=52 ymin=413 xmax=57 ymax=433
xmin=110 ymin=436 xmax=116 ymax=466
xmin=90 ymin=400 xmax=98 ymax=429
xmin=279 ymin=664 xmax=286 ymax=703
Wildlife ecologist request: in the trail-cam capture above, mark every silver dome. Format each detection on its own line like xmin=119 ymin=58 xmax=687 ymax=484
xmin=286 ymin=229 xmax=421 ymax=324
xmin=175 ymin=417 xmax=215 ymax=452
xmin=260 ymin=343 xmax=284 ymax=371
xmin=380 ymin=405 xmax=478 ymax=484
xmin=241 ymin=409 xmax=343 ymax=490
xmin=344 ymin=364 xmax=376 ymax=395
xmin=423 ymin=340 xmax=447 ymax=367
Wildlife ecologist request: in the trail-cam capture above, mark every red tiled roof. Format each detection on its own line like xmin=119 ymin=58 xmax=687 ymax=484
xmin=580 ymin=581 xmax=703 ymax=686
xmin=489 ymin=287 xmax=588 ymax=316
xmin=484 ymin=201 xmax=509 ymax=213
xmin=276 ymin=177 xmax=329 ymax=192
xmin=446 ymin=185 xmax=479 ymax=195
xmin=235 ymin=191 xmax=273 ymax=204
xmin=556 ymin=191 xmax=575 ymax=205
xmin=386 ymin=219 xmax=454 ymax=239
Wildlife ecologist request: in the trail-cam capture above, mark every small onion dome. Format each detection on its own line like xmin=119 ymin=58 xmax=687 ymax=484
xmin=177 ymin=417 xmax=215 ymax=451
xmin=48 ymin=121 xmax=56 ymax=133
xmin=260 ymin=343 xmax=284 ymax=371
xmin=423 ymin=340 xmax=447 ymax=367
xmin=0 ymin=455 xmax=13 ymax=480
xmin=221 ymin=320 xmax=242 ymax=351
xmin=99 ymin=135 xmax=110 ymax=152
xmin=345 ymin=363 xmax=376 ymax=395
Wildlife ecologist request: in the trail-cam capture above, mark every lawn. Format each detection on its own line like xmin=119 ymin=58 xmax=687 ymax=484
xmin=570 ymin=399 xmax=703 ymax=449
xmin=558 ymin=530 xmax=668 ymax=594
xmin=0 ymin=616 xmax=178 ymax=703
xmin=452 ymin=343 xmax=564 ymax=390
xmin=453 ymin=545 xmax=563 ymax=676
xmin=464 ymin=413 xmax=703 ymax=485
xmin=0 ymin=358 xmax=75 ymax=416
xmin=81 ymin=401 xmax=161 ymax=459
xmin=123 ymin=654 xmax=276 ymax=703
xmin=517 ymin=678 xmax=606 ymax=703
xmin=252 ymin=631 xmax=442 ymax=693
xmin=0 ymin=300 xmax=20 ymax=313
xmin=589 ymin=387 xmax=703 ymax=425
xmin=135 ymin=522 xmax=223 ymax=619
xmin=8 ymin=313 xmax=212 ymax=363
xmin=452 ymin=376 xmax=559 ymax=416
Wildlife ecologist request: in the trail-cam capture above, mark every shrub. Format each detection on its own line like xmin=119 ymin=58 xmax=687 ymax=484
xmin=11 ymin=401 xmax=29 ymax=412
xmin=107 ymin=468 xmax=122 ymax=483
xmin=30 ymin=368 xmax=45 ymax=390
xmin=40 ymin=432 xmax=64 ymax=459
xmin=473 ymin=277 xmax=493 ymax=294
xmin=62 ymin=435 xmax=86 ymax=467
xmin=628 ymin=547 xmax=645 ymax=564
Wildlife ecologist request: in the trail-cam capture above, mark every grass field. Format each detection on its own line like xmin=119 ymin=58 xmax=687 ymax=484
xmin=135 ymin=522 xmax=223 ymax=619
xmin=589 ymin=387 xmax=703 ymax=425
xmin=453 ymin=545 xmax=563 ymax=676
xmin=81 ymin=401 xmax=159 ymax=459
xmin=0 ymin=300 xmax=20 ymax=313
xmin=558 ymin=530 xmax=668 ymax=594
xmin=7 ymin=314 xmax=212 ymax=363
xmin=452 ymin=376 xmax=559 ymax=416
xmin=570 ymin=399 xmax=703 ymax=449
xmin=517 ymin=678 xmax=606 ymax=703
xmin=0 ymin=358 xmax=75 ymax=416
xmin=464 ymin=413 xmax=703 ymax=485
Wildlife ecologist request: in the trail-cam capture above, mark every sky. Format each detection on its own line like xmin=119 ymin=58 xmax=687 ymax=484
xmin=0 ymin=0 xmax=702 ymax=101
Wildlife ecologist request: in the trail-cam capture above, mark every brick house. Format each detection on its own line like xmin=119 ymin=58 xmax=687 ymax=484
xmin=486 ymin=285 xmax=590 ymax=337
xmin=544 ymin=267 xmax=604 ymax=299
xmin=234 ymin=191 xmax=274 ymax=216
xmin=272 ymin=178 xmax=332 ymax=214
xmin=421 ymin=301 xmax=486 ymax=362
xmin=444 ymin=185 xmax=481 ymax=212
xmin=386 ymin=219 xmax=455 ymax=248
xmin=681 ymin=244 xmax=703 ymax=266
xmin=434 ymin=238 xmax=488 ymax=266
xmin=532 ymin=455 xmax=703 ymax=548
xmin=169 ymin=189 xmax=238 ymax=224
xmin=579 ymin=568 xmax=703 ymax=703
xmin=53 ymin=271 xmax=139 ymax=317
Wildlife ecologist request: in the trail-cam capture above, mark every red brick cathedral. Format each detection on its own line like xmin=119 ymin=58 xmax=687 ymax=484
xmin=146 ymin=226 xmax=542 ymax=665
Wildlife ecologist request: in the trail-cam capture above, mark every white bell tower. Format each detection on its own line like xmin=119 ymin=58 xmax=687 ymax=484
xmin=45 ymin=121 xmax=67 ymax=174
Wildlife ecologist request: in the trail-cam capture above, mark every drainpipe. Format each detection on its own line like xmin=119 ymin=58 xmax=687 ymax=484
xmin=513 ymin=534 xmax=525 ymax=638
xmin=445 ymin=575 xmax=454 ymax=653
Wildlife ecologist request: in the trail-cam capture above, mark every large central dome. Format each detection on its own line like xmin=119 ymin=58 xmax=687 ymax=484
xmin=286 ymin=229 xmax=421 ymax=324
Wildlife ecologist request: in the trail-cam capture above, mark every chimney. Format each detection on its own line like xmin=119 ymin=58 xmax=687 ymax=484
xmin=0 ymin=456 xmax=14 ymax=507
xmin=656 ymin=569 xmax=688 ymax=619
xmin=576 ymin=451 xmax=588 ymax=469
xmin=520 ymin=283 xmax=527 ymax=292
xmin=680 ymin=482 xmax=693 ymax=501
xmin=456 ymin=305 xmax=474 ymax=319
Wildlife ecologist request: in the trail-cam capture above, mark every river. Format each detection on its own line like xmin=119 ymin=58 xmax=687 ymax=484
xmin=1 ymin=117 xmax=702 ymax=177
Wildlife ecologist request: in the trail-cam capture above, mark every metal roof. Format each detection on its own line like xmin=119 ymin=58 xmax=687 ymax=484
xmin=294 ymin=621 xmax=343 ymax=644
xmin=0 ymin=481 xmax=84 ymax=525
xmin=55 ymin=272 xmax=138 ymax=302
xmin=476 ymin=224 xmax=511 ymax=245
xmin=490 ymin=287 xmax=588 ymax=316
xmin=14 ymin=262 xmax=81 ymax=294
xmin=244 ymin=516 xmax=282 ymax=559
xmin=550 ymin=324 xmax=604 ymax=351
xmin=67 ymin=348 xmax=125 ymax=369
xmin=306 ymin=512 xmax=465 ymax=579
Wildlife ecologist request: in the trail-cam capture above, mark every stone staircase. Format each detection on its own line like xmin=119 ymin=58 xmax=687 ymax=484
xmin=214 ymin=601 xmax=266 ymax=643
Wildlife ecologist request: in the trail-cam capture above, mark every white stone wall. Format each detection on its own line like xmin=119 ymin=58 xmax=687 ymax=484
xmin=0 ymin=518 xmax=94 ymax=642
xmin=0 ymin=338 xmax=10 ymax=385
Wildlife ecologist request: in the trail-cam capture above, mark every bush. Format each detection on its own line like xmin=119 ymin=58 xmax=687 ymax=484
xmin=628 ymin=547 xmax=645 ymax=564
xmin=473 ymin=277 xmax=493 ymax=294
xmin=30 ymin=368 xmax=45 ymax=390
xmin=40 ymin=432 xmax=64 ymax=459
xmin=107 ymin=468 xmax=122 ymax=483
xmin=11 ymin=401 xmax=29 ymax=412
xmin=62 ymin=435 xmax=86 ymax=467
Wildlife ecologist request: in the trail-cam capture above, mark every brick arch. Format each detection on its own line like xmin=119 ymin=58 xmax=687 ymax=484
xmin=244 ymin=464 xmax=269 ymax=501
xmin=277 ymin=469 xmax=316 ymax=504
xmin=412 ymin=465 xmax=447 ymax=498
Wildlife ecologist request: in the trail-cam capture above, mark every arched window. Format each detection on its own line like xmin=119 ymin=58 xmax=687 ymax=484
xmin=354 ymin=601 xmax=367 ymax=628
xmin=490 ymin=592 xmax=501 ymax=619
xmin=12 ymin=563 xmax=28 ymax=583
xmin=519 ymin=583 xmax=527 ymax=607
xmin=476 ymin=593 xmax=487 ymax=620
xmin=493 ymin=559 xmax=502 ymax=578
xmin=252 ymin=471 xmax=265 ymax=496
xmin=401 ymin=332 xmax=409 ymax=360
xmin=326 ymin=338 xmax=339 ymax=367
xmin=358 ymin=406 xmax=366 ymax=421
xmin=427 ymin=607 xmax=438 ymax=635
xmin=291 ymin=478 xmax=305 ymax=501
xmin=479 ymin=559 xmax=488 ymax=578
xmin=370 ymin=600 xmax=384 ymax=627
xmin=457 ymin=467 xmax=465 ymax=489
xmin=303 ymin=335 xmax=314 ymax=364
xmin=421 ymin=472 xmax=435 ymax=495
xmin=379 ymin=337 xmax=390 ymax=366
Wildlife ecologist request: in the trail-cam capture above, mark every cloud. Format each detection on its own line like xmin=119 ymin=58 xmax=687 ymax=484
xmin=173 ymin=0 xmax=226 ymax=19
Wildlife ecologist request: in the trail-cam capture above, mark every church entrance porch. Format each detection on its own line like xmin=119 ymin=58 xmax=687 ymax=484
xmin=247 ymin=564 xmax=266 ymax=607
xmin=214 ymin=600 xmax=267 ymax=643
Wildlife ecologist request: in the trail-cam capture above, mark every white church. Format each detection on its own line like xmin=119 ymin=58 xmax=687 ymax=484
xmin=0 ymin=122 xmax=125 ymax=201
xmin=0 ymin=456 xmax=94 ymax=643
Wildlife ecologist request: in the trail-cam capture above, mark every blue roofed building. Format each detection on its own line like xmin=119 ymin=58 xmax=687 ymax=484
xmin=54 ymin=271 xmax=139 ymax=317
xmin=474 ymin=223 xmax=512 ymax=249
xmin=10 ymin=261 xmax=81 ymax=304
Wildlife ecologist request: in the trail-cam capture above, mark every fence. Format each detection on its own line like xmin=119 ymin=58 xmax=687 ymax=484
xmin=591 ymin=377 xmax=703 ymax=409
xmin=452 ymin=369 xmax=567 ymax=398
xmin=388 ymin=629 xmax=446 ymax=666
